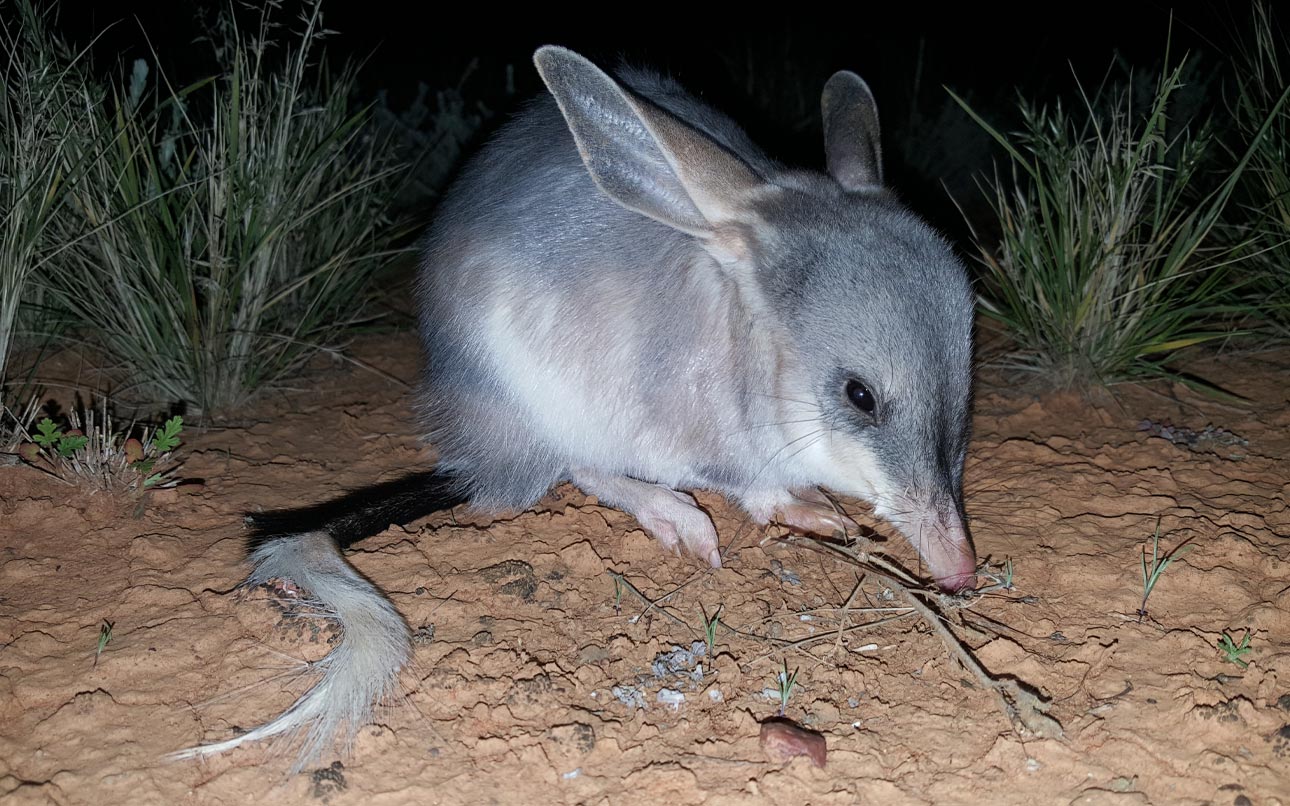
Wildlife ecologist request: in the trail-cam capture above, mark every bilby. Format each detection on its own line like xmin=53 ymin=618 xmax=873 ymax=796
xmin=174 ymin=45 xmax=977 ymax=770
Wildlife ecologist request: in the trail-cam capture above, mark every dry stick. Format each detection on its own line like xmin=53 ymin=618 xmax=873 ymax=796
xmin=605 ymin=570 xmax=691 ymax=629
xmin=833 ymin=573 xmax=867 ymax=653
xmin=607 ymin=564 xmax=911 ymax=658
xmin=775 ymin=534 xmax=1064 ymax=740
xmin=770 ymin=612 xmax=916 ymax=654
xmin=608 ymin=513 xmax=760 ymax=631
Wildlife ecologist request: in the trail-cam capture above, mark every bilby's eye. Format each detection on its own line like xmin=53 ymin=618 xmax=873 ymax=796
xmin=845 ymin=379 xmax=876 ymax=415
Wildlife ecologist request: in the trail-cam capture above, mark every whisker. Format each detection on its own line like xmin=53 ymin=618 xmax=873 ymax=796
xmin=737 ymin=427 xmax=826 ymax=499
xmin=748 ymin=392 xmax=817 ymax=408
xmin=722 ymin=415 xmax=825 ymax=438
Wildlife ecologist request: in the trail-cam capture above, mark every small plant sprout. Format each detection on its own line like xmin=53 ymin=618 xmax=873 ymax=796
xmin=612 ymin=575 xmax=624 ymax=615
xmin=94 ymin=619 xmax=113 ymax=667
xmin=129 ymin=415 xmax=183 ymax=488
xmin=15 ymin=400 xmax=184 ymax=494
xmin=31 ymin=417 xmax=87 ymax=458
xmin=1138 ymin=518 xmax=1193 ymax=621
xmin=701 ymin=604 xmax=722 ymax=659
xmin=980 ymin=557 xmax=1015 ymax=592
xmin=775 ymin=659 xmax=800 ymax=716
xmin=1218 ymin=630 xmax=1253 ymax=669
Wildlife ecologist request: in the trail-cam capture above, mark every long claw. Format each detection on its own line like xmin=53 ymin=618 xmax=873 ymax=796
xmin=774 ymin=501 xmax=857 ymax=536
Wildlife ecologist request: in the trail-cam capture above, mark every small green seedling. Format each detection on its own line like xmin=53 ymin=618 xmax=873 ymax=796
xmin=1218 ymin=630 xmax=1253 ymax=669
xmin=701 ymin=604 xmax=722 ymax=660
xmin=130 ymin=415 xmax=184 ymax=488
xmin=94 ymin=619 xmax=113 ymax=667
xmin=32 ymin=419 xmax=89 ymax=458
xmin=980 ymin=557 xmax=1015 ymax=592
xmin=16 ymin=406 xmax=184 ymax=494
xmin=1138 ymin=518 xmax=1193 ymax=622
xmin=775 ymin=659 xmax=799 ymax=716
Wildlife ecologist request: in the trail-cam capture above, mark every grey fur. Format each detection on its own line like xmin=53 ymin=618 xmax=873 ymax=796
xmin=176 ymin=46 xmax=976 ymax=771
xmin=169 ymin=532 xmax=409 ymax=772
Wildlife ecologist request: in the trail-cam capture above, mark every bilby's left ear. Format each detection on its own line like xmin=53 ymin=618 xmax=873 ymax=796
xmin=821 ymin=71 xmax=883 ymax=190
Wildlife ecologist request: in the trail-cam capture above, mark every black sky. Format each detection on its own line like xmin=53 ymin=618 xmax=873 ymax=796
xmin=31 ymin=1 xmax=1259 ymax=238
xmin=43 ymin=2 xmax=1246 ymax=100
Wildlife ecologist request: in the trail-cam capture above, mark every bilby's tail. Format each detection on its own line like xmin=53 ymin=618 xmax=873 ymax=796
xmin=170 ymin=471 xmax=465 ymax=771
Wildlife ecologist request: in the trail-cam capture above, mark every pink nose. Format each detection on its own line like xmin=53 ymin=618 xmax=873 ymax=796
xmin=910 ymin=516 xmax=977 ymax=593
xmin=934 ymin=565 xmax=977 ymax=593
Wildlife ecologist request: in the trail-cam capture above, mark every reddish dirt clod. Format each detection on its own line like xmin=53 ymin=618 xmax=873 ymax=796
xmin=759 ymin=718 xmax=827 ymax=767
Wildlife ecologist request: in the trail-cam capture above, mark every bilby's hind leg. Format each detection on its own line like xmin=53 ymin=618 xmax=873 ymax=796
xmin=741 ymin=488 xmax=858 ymax=536
xmin=572 ymin=470 xmax=722 ymax=568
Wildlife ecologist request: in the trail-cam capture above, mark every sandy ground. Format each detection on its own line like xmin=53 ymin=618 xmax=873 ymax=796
xmin=1 ymin=332 xmax=1288 ymax=806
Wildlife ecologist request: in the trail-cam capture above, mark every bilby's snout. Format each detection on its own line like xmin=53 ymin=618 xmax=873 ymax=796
xmin=912 ymin=510 xmax=976 ymax=592
xmin=873 ymin=491 xmax=976 ymax=592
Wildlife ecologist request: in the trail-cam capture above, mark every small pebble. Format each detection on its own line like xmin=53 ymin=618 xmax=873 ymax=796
xmin=759 ymin=718 xmax=827 ymax=768
xmin=657 ymin=688 xmax=685 ymax=709
xmin=611 ymin=685 xmax=646 ymax=709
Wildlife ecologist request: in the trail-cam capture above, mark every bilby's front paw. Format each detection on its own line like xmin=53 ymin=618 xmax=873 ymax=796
xmin=772 ymin=499 xmax=857 ymax=537
xmin=636 ymin=490 xmax=722 ymax=568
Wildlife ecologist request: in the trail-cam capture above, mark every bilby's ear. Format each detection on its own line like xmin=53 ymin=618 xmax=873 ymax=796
xmin=534 ymin=46 xmax=763 ymax=239
xmin=821 ymin=70 xmax=882 ymax=190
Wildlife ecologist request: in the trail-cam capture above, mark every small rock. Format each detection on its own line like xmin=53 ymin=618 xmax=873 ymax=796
xmin=657 ymin=688 xmax=685 ymax=710
xmin=611 ymin=685 xmax=646 ymax=710
xmin=759 ymin=718 xmax=826 ymax=768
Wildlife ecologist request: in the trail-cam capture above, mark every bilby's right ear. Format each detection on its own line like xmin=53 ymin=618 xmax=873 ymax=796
xmin=534 ymin=46 xmax=763 ymax=240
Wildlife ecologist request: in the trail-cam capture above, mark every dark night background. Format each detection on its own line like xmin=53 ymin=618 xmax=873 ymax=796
xmin=32 ymin=1 xmax=1260 ymax=241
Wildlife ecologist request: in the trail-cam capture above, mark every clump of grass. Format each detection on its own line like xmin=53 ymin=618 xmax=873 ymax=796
xmin=952 ymin=47 xmax=1286 ymax=392
xmin=1228 ymin=3 xmax=1290 ymax=336
xmin=1137 ymin=518 xmax=1193 ymax=621
xmin=700 ymin=604 xmax=722 ymax=661
xmin=0 ymin=2 xmax=87 ymax=392
xmin=13 ymin=399 xmax=184 ymax=494
xmin=775 ymin=660 xmax=799 ymax=716
xmin=94 ymin=619 xmax=114 ymax=668
xmin=1 ymin=395 xmax=41 ymax=453
xmin=38 ymin=1 xmax=412 ymax=416
xmin=1217 ymin=630 xmax=1252 ymax=668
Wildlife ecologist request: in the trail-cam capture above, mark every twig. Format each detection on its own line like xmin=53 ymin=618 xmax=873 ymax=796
xmin=771 ymin=533 xmax=1064 ymax=740
xmin=604 ymin=570 xmax=690 ymax=628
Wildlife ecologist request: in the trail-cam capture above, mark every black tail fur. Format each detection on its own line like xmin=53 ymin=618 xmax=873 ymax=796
xmin=246 ymin=470 xmax=467 ymax=550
